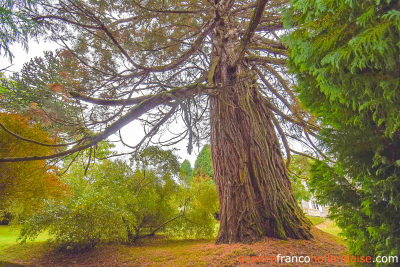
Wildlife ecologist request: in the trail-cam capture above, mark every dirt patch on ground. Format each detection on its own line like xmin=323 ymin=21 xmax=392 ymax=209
xmin=25 ymin=228 xmax=347 ymax=266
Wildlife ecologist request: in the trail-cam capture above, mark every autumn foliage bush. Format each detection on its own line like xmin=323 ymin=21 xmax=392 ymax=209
xmin=0 ymin=113 xmax=68 ymax=218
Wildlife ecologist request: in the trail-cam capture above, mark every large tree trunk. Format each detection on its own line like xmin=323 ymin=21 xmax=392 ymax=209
xmin=210 ymin=63 xmax=312 ymax=244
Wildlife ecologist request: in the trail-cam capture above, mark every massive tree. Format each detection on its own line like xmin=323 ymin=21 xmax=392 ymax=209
xmin=0 ymin=0 xmax=320 ymax=243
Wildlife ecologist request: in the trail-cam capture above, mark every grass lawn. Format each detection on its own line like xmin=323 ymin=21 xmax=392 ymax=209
xmin=0 ymin=226 xmax=20 ymax=247
xmin=0 ymin=221 xmax=348 ymax=266
xmin=317 ymin=220 xmax=343 ymax=237
xmin=0 ymin=225 xmax=51 ymax=265
xmin=306 ymin=216 xmax=345 ymax=246
xmin=307 ymin=216 xmax=326 ymax=226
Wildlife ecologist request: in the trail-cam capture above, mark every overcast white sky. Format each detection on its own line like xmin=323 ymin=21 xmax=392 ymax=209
xmin=0 ymin=41 xmax=200 ymax=165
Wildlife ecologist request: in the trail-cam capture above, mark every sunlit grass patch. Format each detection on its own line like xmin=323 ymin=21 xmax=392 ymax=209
xmin=0 ymin=225 xmax=51 ymax=263
xmin=320 ymin=220 xmax=342 ymax=237
xmin=306 ymin=216 xmax=326 ymax=226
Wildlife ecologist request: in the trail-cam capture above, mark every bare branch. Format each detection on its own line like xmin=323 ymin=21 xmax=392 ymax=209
xmin=261 ymin=63 xmax=297 ymax=101
xmin=271 ymin=113 xmax=291 ymax=167
xmin=254 ymin=65 xmax=292 ymax=111
xmin=290 ymin=149 xmax=316 ymax=160
xmin=0 ymin=122 xmax=85 ymax=147
xmin=84 ymin=147 xmax=92 ymax=176
xmin=131 ymin=0 xmax=204 ymax=14
xmin=117 ymin=104 xmax=178 ymax=152
xmin=304 ymin=130 xmax=334 ymax=162
xmin=33 ymin=15 xmax=101 ymax=29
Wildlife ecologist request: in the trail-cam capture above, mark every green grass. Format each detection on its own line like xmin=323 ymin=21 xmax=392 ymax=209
xmin=320 ymin=220 xmax=342 ymax=237
xmin=0 ymin=225 xmax=51 ymax=263
xmin=306 ymin=217 xmax=343 ymax=238
xmin=307 ymin=216 xmax=326 ymax=226
xmin=0 ymin=225 xmax=49 ymax=245
xmin=306 ymin=216 xmax=343 ymax=238
xmin=0 ymin=226 xmax=20 ymax=246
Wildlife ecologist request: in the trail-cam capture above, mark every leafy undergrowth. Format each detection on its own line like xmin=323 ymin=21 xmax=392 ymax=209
xmin=1 ymin=228 xmax=348 ymax=266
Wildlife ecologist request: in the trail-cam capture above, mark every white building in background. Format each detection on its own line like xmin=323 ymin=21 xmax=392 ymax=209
xmin=299 ymin=180 xmax=330 ymax=217
xmin=301 ymin=199 xmax=329 ymax=217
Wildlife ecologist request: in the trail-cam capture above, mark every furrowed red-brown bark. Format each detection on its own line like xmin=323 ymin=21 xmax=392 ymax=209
xmin=208 ymin=0 xmax=312 ymax=243
xmin=210 ymin=64 xmax=312 ymax=244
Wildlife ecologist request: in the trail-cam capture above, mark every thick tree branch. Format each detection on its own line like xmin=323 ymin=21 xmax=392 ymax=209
xmin=235 ymin=0 xmax=269 ymax=64
xmin=0 ymin=85 xmax=211 ymax=162
xmin=247 ymin=55 xmax=286 ymax=66
xmin=69 ymin=92 xmax=150 ymax=106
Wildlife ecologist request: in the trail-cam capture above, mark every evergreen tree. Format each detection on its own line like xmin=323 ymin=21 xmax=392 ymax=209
xmin=285 ymin=0 xmax=400 ymax=258
xmin=194 ymin=144 xmax=213 ymax=178
xmin=180 ymin=159 xmax=194 ymax=184
xmin=284 ymin=0 xmax=400 ymax=136
xmin=0 ymin=0 xmax=41 ymax=61
xmin=1 ymin=51 xmax=83 ymax=136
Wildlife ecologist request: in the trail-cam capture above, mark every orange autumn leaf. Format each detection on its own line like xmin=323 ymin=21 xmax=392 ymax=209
xmin=60 ymin=49 xmax=73 ymax=58
xmin=47 ymin=83 xmax=63 ymax=93
xmin=30 ymin=102 xmax=38 ymax=109
xmin=60 ymin=71 xmax=68 ymax=78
